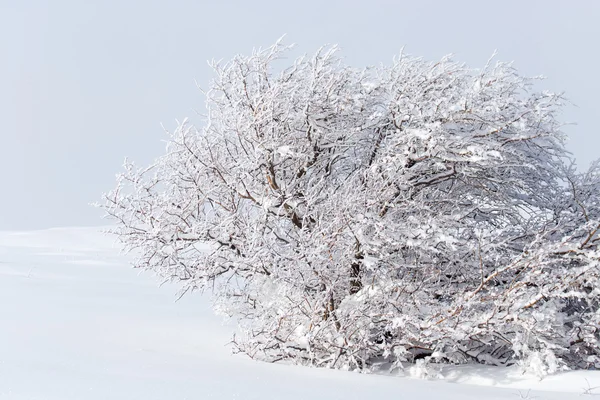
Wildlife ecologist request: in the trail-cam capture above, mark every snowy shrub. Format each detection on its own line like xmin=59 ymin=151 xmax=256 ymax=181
xmin=101 ymin=40 xmax=600 ymax=373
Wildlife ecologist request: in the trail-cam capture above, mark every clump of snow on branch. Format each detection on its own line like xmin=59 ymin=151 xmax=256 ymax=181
xmin=101 ymin=40 xmax=600 ymax=373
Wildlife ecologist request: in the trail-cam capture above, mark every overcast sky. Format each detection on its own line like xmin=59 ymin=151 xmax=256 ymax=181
xmin=1 ymin=0 xmax=599 ymax=230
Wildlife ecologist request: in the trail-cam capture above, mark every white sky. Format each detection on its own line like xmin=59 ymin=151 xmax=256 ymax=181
xmin=1 ymin=0 xmax=599 ymax=230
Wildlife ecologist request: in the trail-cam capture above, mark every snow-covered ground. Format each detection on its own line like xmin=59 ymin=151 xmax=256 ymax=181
xmin=0 ymin=227 xmax=598 ymax=399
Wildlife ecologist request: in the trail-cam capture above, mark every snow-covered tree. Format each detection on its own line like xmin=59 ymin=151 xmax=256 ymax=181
xmin=101 ymin=40 xmax=599 ymax=373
